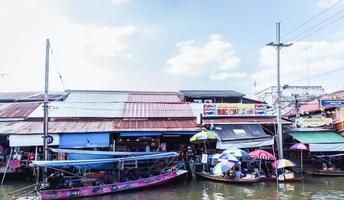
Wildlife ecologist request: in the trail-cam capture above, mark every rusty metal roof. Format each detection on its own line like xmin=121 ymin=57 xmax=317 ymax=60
xmin=0 ymin=121 xmax=118 ymax=134
xmin=0 ymin=102 xmax=41 ymax=118
xmin=0 ymin=119 xmax=199 ymax=134
xmin=118 ymin=119 xmax=198 ymax=131
xmin=122 ymin=103 xmax=194 ymax=118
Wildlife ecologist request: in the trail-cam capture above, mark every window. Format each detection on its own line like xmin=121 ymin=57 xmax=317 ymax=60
xmin=194 ymin=99 xmax=202 ymax=103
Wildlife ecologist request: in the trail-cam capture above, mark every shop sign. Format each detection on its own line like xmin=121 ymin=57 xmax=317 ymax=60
xmin=320 ymin=99 xmax=344 ymax=107
xmin=203 ymin=103 xmax=267 ymax=117
xmin=295 ymin=117 xmax=333 ymax=128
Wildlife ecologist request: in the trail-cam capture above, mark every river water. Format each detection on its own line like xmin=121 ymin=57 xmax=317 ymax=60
xmin=2 ymin=175 xmax=344 ymax=200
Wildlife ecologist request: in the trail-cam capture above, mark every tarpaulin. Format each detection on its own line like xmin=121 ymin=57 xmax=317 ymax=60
xmin=59 ymin=133 xmax=110 ymax=148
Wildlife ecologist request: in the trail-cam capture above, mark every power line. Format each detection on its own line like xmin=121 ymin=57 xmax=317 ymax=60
xmin=284 ymin=6 xmax=344 ymax=42
xmin=278 ymin=0 xmax=315 ymax=23
xmin=295 ymin=13 xmax=344 ymax=41
xmin=49 ymin=43 xmax=66 ymax=90
xmin=288 ymin=66 xmax=344 ymax=84
xmin=282 ymin=0 xmax=344 ymax=39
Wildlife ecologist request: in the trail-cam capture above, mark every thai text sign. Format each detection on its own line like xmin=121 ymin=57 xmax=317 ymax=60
xmin=295 ymin=117 xmax=333 ymax=128
xmin=320 ymin=99 xmax=344 ymax=107
xmin=203 ymin=103 xmax=267 ymax=117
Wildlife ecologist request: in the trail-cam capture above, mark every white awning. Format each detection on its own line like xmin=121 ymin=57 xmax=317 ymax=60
xmin=309 ymin=143 xmax=344 ymax=152
xmin=9 ymin=134 xmax=59 ymax=147
xmin=216 ymin=137 xmax=274 ymax=149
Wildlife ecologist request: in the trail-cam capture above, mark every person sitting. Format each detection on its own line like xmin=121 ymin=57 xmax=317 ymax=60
xmin=232 ymin=167 xmax=244 ymax=179
xmin=254 ymin=168 xmax=261 ymax=177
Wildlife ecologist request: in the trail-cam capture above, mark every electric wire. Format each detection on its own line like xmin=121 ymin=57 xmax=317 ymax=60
xmin=295 ymin=13 xmax=344 ymax=41
xmin=281 ymin=0 xmax=344 ymax=39
xmin=284 ymin=6 xmax=344 ymax=42
xmin=49 ymin=43 xmax=66 ymax=90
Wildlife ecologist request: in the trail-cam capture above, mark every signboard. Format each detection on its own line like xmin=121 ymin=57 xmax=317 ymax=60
xmin=203 ymin=103 xmax=267 ymax=117
xmin=320 ymin=99 xmax=344 ymax=107
xmin=295 ymin=118 xmax=333 ymax=128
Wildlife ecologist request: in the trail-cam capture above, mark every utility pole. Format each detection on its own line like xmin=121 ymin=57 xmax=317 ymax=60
xmin=266 ymin=23 xmax=292 ymax=159
xmin=43 ymin=39 xmax=50 ymax=164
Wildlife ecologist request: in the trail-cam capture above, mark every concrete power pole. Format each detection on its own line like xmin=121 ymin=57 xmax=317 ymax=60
xmin=266 ymin=23 xmax=292 ymax=159
xmin=43 ymin=39 xmax=50 ymax=163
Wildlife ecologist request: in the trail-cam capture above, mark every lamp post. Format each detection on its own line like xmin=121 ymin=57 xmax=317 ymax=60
xmin=266 ymin=23 xmax=292 ymax=159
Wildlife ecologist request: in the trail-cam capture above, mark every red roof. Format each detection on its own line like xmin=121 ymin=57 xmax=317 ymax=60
xmin=0 ymin=102 xmax=41 ymax=118
xmin=203 ymin=117 xmax=292 ymax=124
xmin=122 ymin=103 xmax=194 ymax=118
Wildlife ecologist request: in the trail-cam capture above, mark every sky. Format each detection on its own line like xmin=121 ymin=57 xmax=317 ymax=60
xmin=1 ymin=0 xmax=344 ymax=97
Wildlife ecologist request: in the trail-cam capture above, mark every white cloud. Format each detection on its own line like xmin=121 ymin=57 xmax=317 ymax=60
xmin=209 ymin=72 xmax=246 ymax=80
xmin=112 ymin=0 xmax=129 ymax=5
xmin=165 ymin=34 xmax=241 ymax=78
xmin=0 ymin=1 xmax=139 ymax=92
xmin=251 ymin=39 xmax=344 ymax=90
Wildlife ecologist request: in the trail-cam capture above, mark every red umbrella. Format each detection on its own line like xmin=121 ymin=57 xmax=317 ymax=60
xmin=249 ymin=150 xmax=276 ymax=160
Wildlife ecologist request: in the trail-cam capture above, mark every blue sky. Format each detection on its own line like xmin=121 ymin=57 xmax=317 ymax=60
xmin=1 ymin=0 xmax=344 ymax=96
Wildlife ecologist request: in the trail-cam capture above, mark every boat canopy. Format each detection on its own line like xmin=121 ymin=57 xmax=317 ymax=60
xmin=49 ymin=148 xmax=160 ymax=156
xmin=32 ymin=152 xmax=179 ymax=168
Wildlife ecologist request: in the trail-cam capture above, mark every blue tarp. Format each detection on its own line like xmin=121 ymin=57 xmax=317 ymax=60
xmin=120 ymin=131 xmax=197 ymax=137
xmin=49 ymin=148 xmax=160 ymax=156
xmin=68 ymin=153 xmax=113 ymax=169
xmin=32 ymin=152 xmax=179 ymax=168
xmin=59 ymin=133 xmax=110 ymax=148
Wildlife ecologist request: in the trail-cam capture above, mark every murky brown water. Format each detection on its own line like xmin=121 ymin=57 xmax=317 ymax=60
xmin=2 ymin=175 xmax=344 ymax=200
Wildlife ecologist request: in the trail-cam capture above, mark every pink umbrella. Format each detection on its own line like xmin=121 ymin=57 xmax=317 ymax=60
xmin=290 ymin=143 xmax=308 ymax=150
xmin=290 ymin=143 xmax=308 ymax=172
xmin=249 ymin=150 xmax=276 ymax=160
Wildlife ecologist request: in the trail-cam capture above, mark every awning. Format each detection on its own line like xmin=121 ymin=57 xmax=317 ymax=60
xmin=213 ymin=124 xmax=273 ymax=149
xmin=289 ymin=131 xmax=344 ymax=152
xmin=9 ymin=134 xmax=59 ymax=147
xmin=59 ymin=133 xmax=110 ymax=148
xmin=217 ymin=137 xmax=274 ymax=149
xmin=120 ymin=131 xmax=197 ymax=137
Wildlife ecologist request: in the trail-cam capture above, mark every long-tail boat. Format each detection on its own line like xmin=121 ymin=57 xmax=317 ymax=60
xmin=12 ymin=151 xmax=188 ymax=200
xmin=195 ymin=171 xmax=260 ymax=184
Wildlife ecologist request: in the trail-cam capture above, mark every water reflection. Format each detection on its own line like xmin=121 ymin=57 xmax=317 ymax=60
xmin=2 ymin=176 xmax=344 ymax=200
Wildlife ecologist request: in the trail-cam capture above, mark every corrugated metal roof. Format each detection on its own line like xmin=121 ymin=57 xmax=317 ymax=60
xmin=0 ymin=102 xmax=41 ymax=118
xmin=180 ymin=90 xmax=244 ymax=98
xmin=0 ymin=92 xmax=66 ymax=102
xmin=29 ymin=102 xmax=124 ymax=118
xmin=0 ymin=119 xmax=199 ymax=134
xmin=0 ymin=121 xmax=118 ymax=134
xmin=127 ymin=93 xmax=181 ymax=103
xmin=119 ymin=119 xmax=198 ymax=131
xmin=65 ymin=92 xmax=128 ymax=102
xmin=190 ymin=103 xmax=203 ymax=116
xmin=122 ymin=103 xmax=194 ymax=118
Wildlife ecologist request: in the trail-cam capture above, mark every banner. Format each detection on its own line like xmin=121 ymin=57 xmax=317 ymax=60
xmin=320 ymin=99 xmax=344 ymax=107
xmin=203 ymin=103 xmax=267 ymax=117
xmin=295 ymin=118 xmax=333 ymax=128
